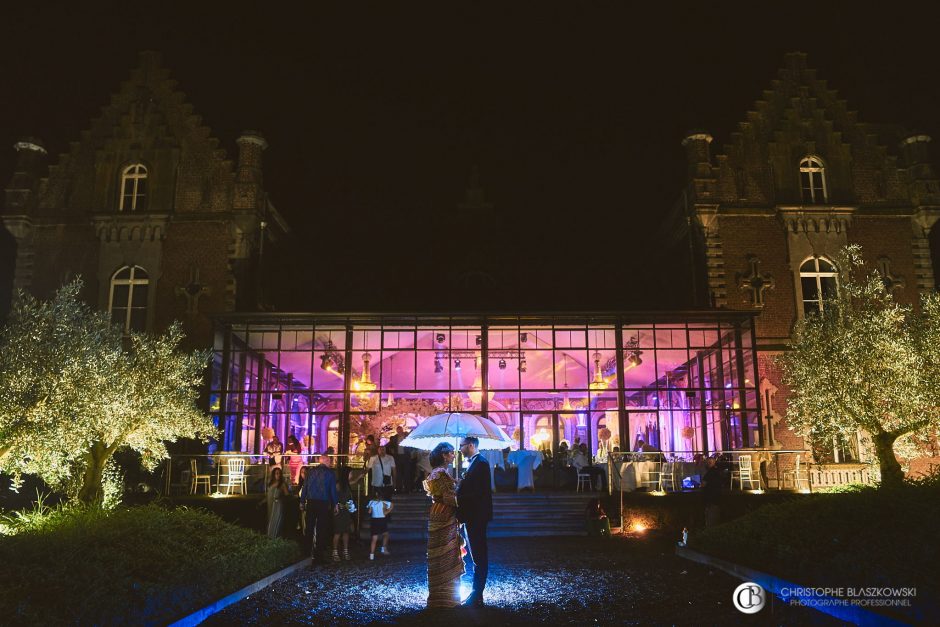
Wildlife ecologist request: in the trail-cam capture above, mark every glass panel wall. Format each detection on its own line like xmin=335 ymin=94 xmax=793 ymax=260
xmin=210 ymin=314 xmax=761 ymax=459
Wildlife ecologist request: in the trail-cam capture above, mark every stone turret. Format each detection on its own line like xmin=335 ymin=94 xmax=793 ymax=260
xmin=682 ymin=132 xmax=713 ymax=180
xmin=4 ymin=138 xmax=47 ymax=213
xmin=233 ymin=131 xmax=267 ymax=210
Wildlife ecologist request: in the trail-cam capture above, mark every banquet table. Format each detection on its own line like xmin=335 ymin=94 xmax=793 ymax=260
xmin=610 ymin=459 xmax=706 ymax=491
xmin=480 ymin=449 xmax=505 ymax=490
xmin=507 ymin=449 xmax=543 ymax=491
xmin=614 ymin=460 xmax=659 ymax=491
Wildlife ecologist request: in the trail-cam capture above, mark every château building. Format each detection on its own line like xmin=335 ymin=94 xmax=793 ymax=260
xmin=1 ymin=51 xmax=287 ymax=351
xmin=670 ymin=52 xmax=940 ymax=475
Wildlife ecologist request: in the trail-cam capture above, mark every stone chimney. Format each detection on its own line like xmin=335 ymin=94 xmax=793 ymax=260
xmin=4 ymin=138 xmax=47 ymax=213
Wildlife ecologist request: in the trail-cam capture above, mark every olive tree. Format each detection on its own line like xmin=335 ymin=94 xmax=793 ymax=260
xmin=0 ymin=280 xmax=216 ymax=504
xmin=779 ymin=246 xmax=940 ymax=488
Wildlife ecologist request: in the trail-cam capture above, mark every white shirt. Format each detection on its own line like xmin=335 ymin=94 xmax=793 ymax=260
xmin=366 ymin=454 xmax=396 ymax=486
xmin=367 ymin=499 xmax=391 ymax=518
xmin=571 ymin=451 xmax=588 ymax=471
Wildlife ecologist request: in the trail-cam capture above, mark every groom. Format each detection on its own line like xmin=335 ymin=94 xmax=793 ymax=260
xmin=456 ymin=436 xmax=493 ymax=607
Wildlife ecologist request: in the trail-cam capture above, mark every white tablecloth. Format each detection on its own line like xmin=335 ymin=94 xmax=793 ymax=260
xmin=480 ymin=449 xmax=505 ymax=490
xmin=507 ymin=449 xmax=543 ymax=490
xmin=614 ymin=460 xmax=659 ymax=491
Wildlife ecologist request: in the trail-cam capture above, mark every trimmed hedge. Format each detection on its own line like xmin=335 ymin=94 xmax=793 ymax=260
xmin=689 ymin=483 xmax=940 ymax=622
xmin=0 ymin=503 xmax=301 ymax=625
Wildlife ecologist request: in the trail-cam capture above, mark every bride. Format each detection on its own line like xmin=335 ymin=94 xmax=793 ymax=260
xmin=423 ymin=442 xmax=464 ymax=608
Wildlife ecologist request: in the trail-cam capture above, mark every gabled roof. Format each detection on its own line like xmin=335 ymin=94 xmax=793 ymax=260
xmin=38 ymin=51 xmax=235 ymax=209
xmin=716 ymin=52 xmax=907 ymax=162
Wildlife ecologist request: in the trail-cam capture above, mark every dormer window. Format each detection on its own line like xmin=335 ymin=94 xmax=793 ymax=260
xmin=119 ymin=164 xmax=148 ymax=211
xmin=799 ymin=156 xmax=827 ymax=203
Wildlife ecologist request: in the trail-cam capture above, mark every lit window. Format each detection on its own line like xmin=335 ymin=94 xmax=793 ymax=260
xmin=799 ymin=157 xmax=827 ymax=203
xmin=119 ymin=164 xmax=148 ymax=211
xmin=109 ymin=265 xmax=149 ymax=332
xmin=799 ymin=257 xmax=838 ymax=316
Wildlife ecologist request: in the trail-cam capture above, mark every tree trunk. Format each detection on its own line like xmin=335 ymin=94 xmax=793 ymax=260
xmin=76 ymin=442 xmax=114 ymax=504
xmin=872 ymin=430 xmax=905 ymax=489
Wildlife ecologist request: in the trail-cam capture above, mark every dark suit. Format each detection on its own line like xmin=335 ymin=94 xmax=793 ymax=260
xmin=456 ymin=454 xmax=493 ymax=598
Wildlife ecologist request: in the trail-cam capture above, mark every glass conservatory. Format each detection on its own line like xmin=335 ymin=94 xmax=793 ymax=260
xmin=209 ymin=312 xmax=762 ymax=457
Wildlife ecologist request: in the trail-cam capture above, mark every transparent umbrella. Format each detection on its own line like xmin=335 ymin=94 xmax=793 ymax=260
xmin=399 ymin=412 xmax=513 ymax=451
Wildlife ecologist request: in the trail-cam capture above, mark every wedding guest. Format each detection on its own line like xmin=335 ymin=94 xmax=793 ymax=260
xmin=366 ymin=487 xmax=393 ymax=560
xmin=264 ymin=434 xmax=284 ymax=466
xmin=265 ymin=466 xmax=290 ymax=538
xmin=300 ymin=455 xmax=339 ymax=565
xmin=585 ymin=498 xmax=611 ymax=537
xmin=286 ymin=435 xmax=303 ymax=483
xmin=367 ymin=445 xmax=396 ymax=493
xmin=295 ymin=466 xmax=309 ymax=535
xmin=332 ymin=468 xmax=355 ymax=562
xmin=702 ymin=456 xmax=722 ymax=526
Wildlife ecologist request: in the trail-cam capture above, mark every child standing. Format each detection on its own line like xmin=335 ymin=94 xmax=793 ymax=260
xmin=332 ymin=468 xmax=355 ymax=562
xmin=367 ymin=487 xmax=393 ymax=560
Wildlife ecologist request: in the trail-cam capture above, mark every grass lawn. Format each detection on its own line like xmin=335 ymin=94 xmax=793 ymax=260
xmin=689 ymin=482 xmax=940 ymax=623
xmin=0 ymin=503 xmax=301 ymax=625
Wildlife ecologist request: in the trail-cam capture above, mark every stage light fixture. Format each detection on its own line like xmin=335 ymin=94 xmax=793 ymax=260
xmin=454 ymin=359 xmax=461 ymax=370
xmin=498 ymin=359 xmax=507 ymax=370
xmin=519 ymin=359 xmax=527 ymax=372
xmin=436 ymin=333 xmax=446 ymax=344
xmin=520 ymin=332 xmax=528 ymax=343
xmin=475 ymin=335 xmax=482 ymax=346
xmin=320 ymin=353 xmax=331 ymax=370
xmin=434 ymin=359 xmax=444 ymax=374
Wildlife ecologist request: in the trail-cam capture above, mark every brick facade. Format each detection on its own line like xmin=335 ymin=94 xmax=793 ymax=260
xmin=1 ymin=52 xmax=288 ymax=351
xmin=679 ymin=52 xmax=940 ymax=471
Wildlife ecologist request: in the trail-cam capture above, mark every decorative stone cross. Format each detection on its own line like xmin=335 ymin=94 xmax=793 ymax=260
xmin=175 ymin=266 xmax=211 ymax=314
xmin=877 ymin=256 xmax=905 ymax=292
xmin=738 ymin=256 xmax=775 ymax=307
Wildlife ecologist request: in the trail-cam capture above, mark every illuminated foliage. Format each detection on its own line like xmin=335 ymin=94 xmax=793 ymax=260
xmin=780 ymin=246 xmax=940 ymax=488
xmin=0 ymin=280 xmax=216 ymax=503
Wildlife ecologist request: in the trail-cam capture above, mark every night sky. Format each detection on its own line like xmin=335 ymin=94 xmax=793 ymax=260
xmin=2 ymin=3 xmax=939 ymax=312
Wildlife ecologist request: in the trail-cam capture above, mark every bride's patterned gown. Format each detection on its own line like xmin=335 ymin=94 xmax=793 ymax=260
xmin=424 ymin=466 xmax=464 ymax=607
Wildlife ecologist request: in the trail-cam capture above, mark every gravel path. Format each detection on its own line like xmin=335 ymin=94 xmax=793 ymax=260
xmin=204 ymin=533 xmax=840 ymax=626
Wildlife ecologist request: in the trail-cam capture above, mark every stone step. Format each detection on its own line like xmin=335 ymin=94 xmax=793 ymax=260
xmin=358 ymin=492 xmax=593 ymax=537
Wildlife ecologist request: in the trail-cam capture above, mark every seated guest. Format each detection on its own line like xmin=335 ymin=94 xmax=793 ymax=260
xmin=571 ymin=447 xmax=588 ymax=471
xmin=585 ymin=498 xmax=611 ymax=537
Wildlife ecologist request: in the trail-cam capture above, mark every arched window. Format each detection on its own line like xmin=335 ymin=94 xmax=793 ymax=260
xmin=799 ymin=257 xmax=838 ymax=316
xmin=119 ymin=164 xmax=148 ymax=211
xmin=109 ymin=265 xmax=149 ymax=332
xmin=799 ymin=157 xmax=827 ymax=203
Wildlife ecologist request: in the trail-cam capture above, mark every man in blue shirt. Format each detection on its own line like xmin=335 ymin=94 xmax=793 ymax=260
xmin=300 ymin=454 xmax=339 ymax=565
